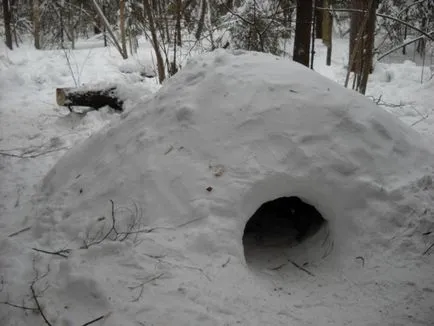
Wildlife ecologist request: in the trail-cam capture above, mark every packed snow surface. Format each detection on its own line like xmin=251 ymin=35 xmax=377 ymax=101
xmin=1 ymin=49 xmax=434 ymax=326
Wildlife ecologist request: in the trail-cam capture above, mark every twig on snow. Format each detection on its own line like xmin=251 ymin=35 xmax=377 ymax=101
xmin=0 ymin=301 xmax=37 ymax=311
xmin=423 ymin=242 xmax=434 ymax=255
xmin=288 ymin=259 xmax=314 ymax=276
xmin=8 ymin=226 xmax=32 ymax=237
xmin=81 ymin=200 xmax=158 ymax=249
xmin=221 ymin=257 xmax=231 ymax=268
xmin=30 ymin=281 xmax=52 ymax=326
xmin=411 ymin=115 xmax=429 ymax=126
xmin=81 ymin=314 xmax=106 ymax=326
xmin=32 ymin=247 xmax=71 ymax=258
xmin=129 ymin=273 xmax=165 ymax=302
xmin=369 ymin=95 xmax=405 ymax=108
xmin=0 ymin=147 xmax=69 ymax=159
xmin=269 ymin=262 xmax=287 ymax=271
xmin=176 ymin=216 xmax=207 ymax=228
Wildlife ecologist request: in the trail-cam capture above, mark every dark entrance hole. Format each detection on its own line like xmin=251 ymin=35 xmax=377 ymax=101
xmin=243 ymin=196 xmax=327 ymax=266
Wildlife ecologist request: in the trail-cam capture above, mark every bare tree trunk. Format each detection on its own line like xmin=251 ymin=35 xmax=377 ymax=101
xmin=32 ymin=0 xmax=41 ymax=49
xmin=315 ymin=0 xmax=323 ymax=38
xmin=293 ymin=0 xmax=313 ymax=67
xmin=322 ymin=0 xmax=332 ymax=66
xmin=358 ymin=1 xmax=376 ymax=94
xmin=120 ymin=0 xmax=128 ymax=58
xmin=10 ymin=0 xmax=18 ymax=47
xmin=205 ymin=0 xmax=214 ymax=49
xmin=2 ymin=0 xmax=13 ymax=49
xmin=402 ymin=9 xmax=408 ymax=55
xmin=310 ymin=0 xmax=316 ymax=69
xmin=175 ymin=0 xmax=182 ymax=46
xmin=195 ymin=0 xmax=206 ymax=40
xmin=349 ymin=0 xmax=376 ymax=74
xmin=347 ymin=0 xmax=375 ymax=94
xmin=92 ymin=0 xmax=127 ymax=59
xmin=143 ymin=0 xmax=166 ymax=83
xmin=349 ymin=0 xmax=363 ymax=72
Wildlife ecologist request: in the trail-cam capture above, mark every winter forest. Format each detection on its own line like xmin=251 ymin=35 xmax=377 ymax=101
xmin=1 ymin=1 xmax=434 ymax=326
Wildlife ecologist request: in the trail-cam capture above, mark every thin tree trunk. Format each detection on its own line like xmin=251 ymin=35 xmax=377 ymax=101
xmin=322 ymin=0 xmax=332 ymax=66
xmin=310 ymin=0 xmax=316 ymax=69
xmin=293 ymin=0 xmax=313 ymax=67
xmin=3 ymin=0 xmax=13 ymax=49
xmin=359 ymin=1 xmax=376 ymax=94
xmin=91 ymin=0 xmax=127 ymax=59
xmin=120 ymin=0 xmax=128 ymax=58
xmin=195 ymin=0 xmax=206 ymax=40
xmin=102 ymin=2 xmax=107 ymax=47
xmin=143 ymin=0 xmax=166 ymax=83
xmin=315 ymin=0 xmax=323 ymax=38
xmin=349 ymin=0 xmax=364 ymax=72
xmin=402 ymin=9 xmax=408 ymax=55
xmin=175 ymin=0 xmax=182 ymax=46
xmin=206 ymin=0 xmax=214 ymax=49
xmin=32 ymin=0 xmax=41 ymax=49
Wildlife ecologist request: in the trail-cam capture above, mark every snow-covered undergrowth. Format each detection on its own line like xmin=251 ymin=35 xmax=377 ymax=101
xmin=0 ymin=39 xmax=159 ymax=216
xmin=1 ymin=48 xmax=433 ymax=325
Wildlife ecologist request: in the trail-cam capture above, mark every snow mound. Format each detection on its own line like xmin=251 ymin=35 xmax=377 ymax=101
xmin=38 ymin=49 xmax=433 ymax=255
xmin=4 ymin=50 xmax=434 ymax=325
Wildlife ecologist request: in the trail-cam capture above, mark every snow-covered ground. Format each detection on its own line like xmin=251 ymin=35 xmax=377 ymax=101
xmin=0 ymin=38 xmax=159 ymax=216
xmin=1 ymin=38 xmax=433 ymax=326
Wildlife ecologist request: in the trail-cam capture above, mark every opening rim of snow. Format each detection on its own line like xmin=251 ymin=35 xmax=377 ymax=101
xmin=239 ymin=173 xmax=343 ymax=266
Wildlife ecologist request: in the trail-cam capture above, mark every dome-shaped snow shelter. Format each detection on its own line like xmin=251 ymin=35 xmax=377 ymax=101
xmin=14 ymin=50 xmax=434 ymax=325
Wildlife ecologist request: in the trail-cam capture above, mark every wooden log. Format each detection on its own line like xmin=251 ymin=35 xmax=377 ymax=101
xmin=56 ymin=85 xmax=124 ymax=111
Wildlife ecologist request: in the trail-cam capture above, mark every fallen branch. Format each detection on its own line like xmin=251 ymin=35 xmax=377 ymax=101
xmin=8 ymin=226 xmax=32 ymax=237
xmin=81 ymin=200 xmax=155 ymax=248
xmin=32 ymin=248 xmax=71 ymax=258
xmin=288 ymin=259 xmax=314 ymax=276
xmin=81 ymin=315 xmax=106 ymax=326
xmin=411 ymin=115 xmax=429 ymax=126
xmin=369 ymin=95 xmax=405 ymax=108
xmin=0 ymin=301 xmax=37 ymax=311
xmin=0 ymin=147 xmax=69 ymax=159
xmin=423 ymin=242 xmax=434 ymax=255
xmin=269 ymin=262 xmax=287 ymax=271
xmin=129 ymin=273 xmax=165 ymax=302
xmin=30 ymin=281 xmax=52 ymax=326
xmin=221 ymin=257 xmax=231 ymax=268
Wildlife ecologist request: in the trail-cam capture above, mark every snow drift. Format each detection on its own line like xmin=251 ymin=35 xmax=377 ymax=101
xmin=3 ymin=50 xmax=434 ymax=325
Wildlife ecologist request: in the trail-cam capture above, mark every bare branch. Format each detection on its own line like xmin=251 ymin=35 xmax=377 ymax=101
xmin=32 ymin=248 xmax=71 ymax=258
xmin=423 ymin=242 xmax=434 ymax=255
xmin=288 ymin=259 xmax=314 ymax=276
xmin=0 ymin=301 xmax=37 ymax=311
xmin=81 ymin=315 xmax=106 ymax=326
xmin=30 ymin=281 xmax=52 ymax=326
xmin=129 ymin=273 xmax=165 ymax=302
xmin=0 ymin=147 xmax=69 ymax=159
xmin=377 ymin=33 xmax=433 ymax=61
xmin=8 ymin=226 xmax=31 ymax=237
xmin=397 ymin=0 xmax=429 ymax=18
xmin=317 ymin=7 xmax=434 ymax=41
xmin=90 ymin=0 xmax=127 ymax=59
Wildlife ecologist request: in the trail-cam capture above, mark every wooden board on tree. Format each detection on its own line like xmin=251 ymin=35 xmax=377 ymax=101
xmin=56 ymin=85 xmax=124 ymax=112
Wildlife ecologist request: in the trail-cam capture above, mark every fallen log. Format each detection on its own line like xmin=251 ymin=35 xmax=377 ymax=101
xmin=56 ymin=85 xmax=124 ymax=111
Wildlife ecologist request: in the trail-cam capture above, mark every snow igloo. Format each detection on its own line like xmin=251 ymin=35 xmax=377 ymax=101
xmin=12 ymin=50 xmax=434 ymax=325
